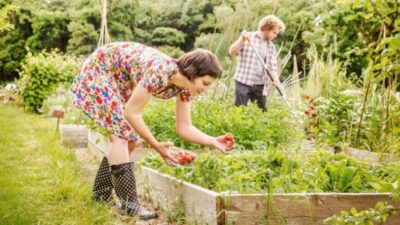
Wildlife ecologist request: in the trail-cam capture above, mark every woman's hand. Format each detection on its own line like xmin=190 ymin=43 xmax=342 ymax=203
xmin=155 ymin=141 xmax=179 ymax=166
xmin=213 ymin=133 xmax=235 ymax=154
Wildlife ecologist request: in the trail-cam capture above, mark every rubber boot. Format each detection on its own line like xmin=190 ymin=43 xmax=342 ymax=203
xmin=111 ymin=162 xmax=158 ymax=220
xmin=92 ymin=157 xmax=113 ymax=202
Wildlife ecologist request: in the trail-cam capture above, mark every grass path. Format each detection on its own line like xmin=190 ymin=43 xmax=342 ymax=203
xmin=0 ymin=103 xmax=124 ymax=225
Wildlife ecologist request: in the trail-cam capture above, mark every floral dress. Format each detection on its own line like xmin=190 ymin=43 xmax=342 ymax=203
xmin=70 ymin=42 xmax=192 ymax=141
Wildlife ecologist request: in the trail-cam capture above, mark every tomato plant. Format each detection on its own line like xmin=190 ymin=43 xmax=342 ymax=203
xmin=141 ymin=150 xmax=400 ymax=194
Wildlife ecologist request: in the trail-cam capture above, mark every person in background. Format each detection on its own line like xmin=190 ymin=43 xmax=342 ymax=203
xmin=229 ymin=15 xmax=285 ymax=111
xmin=70 ymin=42 xmax=235 ymax=220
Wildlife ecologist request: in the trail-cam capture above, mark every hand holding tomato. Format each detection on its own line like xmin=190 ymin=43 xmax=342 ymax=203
xmin=171 ymin=151 xmax=196 ymax=165
xmin=213 ymin=133 xmax=235 ymax=154
xmin=155 ymin=141 xmax=179 ymax=166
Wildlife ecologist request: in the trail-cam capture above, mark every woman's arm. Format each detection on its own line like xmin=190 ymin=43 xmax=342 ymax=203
xmin=175 ymin=98 xmax=234 ymax=153
xmin=123 ymin=83 xmax=177 ymax=165
xmin=123 ymin=84 xmax=158 ymax=147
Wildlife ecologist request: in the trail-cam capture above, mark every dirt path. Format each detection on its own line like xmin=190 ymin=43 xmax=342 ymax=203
xmin=73 ymin=148 xmax=175 ymax=225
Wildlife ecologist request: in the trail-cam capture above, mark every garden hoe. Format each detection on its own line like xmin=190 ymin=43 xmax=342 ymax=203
xmin=247 ymin=39 xmax=292 ymax=108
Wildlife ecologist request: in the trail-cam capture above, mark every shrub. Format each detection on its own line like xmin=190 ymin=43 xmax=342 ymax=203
xmin=18 ymin=50 xmax=82 ymax=112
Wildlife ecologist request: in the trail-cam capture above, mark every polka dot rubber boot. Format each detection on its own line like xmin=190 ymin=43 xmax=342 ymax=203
xmin=92 ymin=157 xmax=113 ymax=203
xmin=111 ymin=162 xmax=158 ymax=220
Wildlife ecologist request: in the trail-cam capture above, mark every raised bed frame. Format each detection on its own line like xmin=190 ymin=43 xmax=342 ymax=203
xmin=136 ymin=166 xmax=400 ymax=225
xmin=80 ymin=129 xmax=400 ymax=225
xmin=59 ymin=124 xmax=88 ymax=148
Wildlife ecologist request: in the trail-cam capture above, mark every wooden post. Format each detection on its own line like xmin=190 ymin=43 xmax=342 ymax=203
xmin=292 ymin=55 xmax=301 ymax=103
xmin=52 ymin=110 xmax=64 ymax=131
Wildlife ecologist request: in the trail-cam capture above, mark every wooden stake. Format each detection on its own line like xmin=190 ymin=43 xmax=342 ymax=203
xmin=52 ymin=110 xmax=64 ymax=132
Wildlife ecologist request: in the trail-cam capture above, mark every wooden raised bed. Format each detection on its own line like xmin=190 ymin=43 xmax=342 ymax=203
xmin=303 ymin=140 xmax=399 ymax=164
xmin=87 ymin=129 xmax=109 ymax=159
xmin=87 ymin=132 xmax=400 ymax=225
xmin=59 ymin=124 xmax=88 ymax=148
xmin=343 ymin=147 xmax=399 ymax=164
xmin=136 ymin=167 xmax=400 ymax=225
xmin=136 ymin=166 xmax=224 ymax=225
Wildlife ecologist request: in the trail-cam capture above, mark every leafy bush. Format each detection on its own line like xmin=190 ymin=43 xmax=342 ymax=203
xmin=315 ymin=91 xmax=361 ymax=145
xmin=316 ymin=90 xmax=400 ymax=153
xmin=18 ymin=50 xmax=82 ymax=112
xmin=0 ymin=4 xmax=19 ymax=33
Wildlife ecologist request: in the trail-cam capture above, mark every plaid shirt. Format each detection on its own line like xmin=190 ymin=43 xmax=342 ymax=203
xmin=234 ymin=32 xmax=278 ymax=89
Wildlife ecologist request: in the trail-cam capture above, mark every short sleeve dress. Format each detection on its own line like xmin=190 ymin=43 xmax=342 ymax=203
xmin=70 ymin=42 xmax=192 ymax=141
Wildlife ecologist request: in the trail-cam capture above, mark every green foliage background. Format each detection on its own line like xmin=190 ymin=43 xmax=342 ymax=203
xmin=1 ymin=0 xmax=397 ymax=82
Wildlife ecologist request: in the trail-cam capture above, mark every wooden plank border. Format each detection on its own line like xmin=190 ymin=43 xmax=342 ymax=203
xmin=85 ymin=131 xmax=400 ymax=225
xmin=302 ymin=140 xmax=399 ymax=164
xmin=59 ymin=124 xmax=88 ymax=148
xmin=344 ymin=147 xmax=399 ymax=164
xmin=223 ymin=193 xmax=400 ymax=225
xmin=136 ymin=166 xmax=224 ymax=225
xmin=136 ymin=167 xmax=400 ymax=225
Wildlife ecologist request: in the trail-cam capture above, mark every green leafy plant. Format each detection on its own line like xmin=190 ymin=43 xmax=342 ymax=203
xmin=303 ymin=95 xmax=318 ymax=141
xmin=18 ymin=49 xmax=82 ymax=112
xmin=142 ymin=98 xmax=304 ymax=150
xmin=141 ymin=150 xmax=400 ymax=194
xmin=315 ymin=89 xmax=400 ymax=153
xmin=315 ymin=91 xmax=361 ymax=146
xmin=323 ymin=202 xmax=396 ymax=225
xmin=0 ymin=4 xmax=19 ymax=33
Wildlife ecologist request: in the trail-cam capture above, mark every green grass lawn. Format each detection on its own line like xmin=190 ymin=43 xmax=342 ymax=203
xmin=0 ymin=103 xmax=123 ymax=225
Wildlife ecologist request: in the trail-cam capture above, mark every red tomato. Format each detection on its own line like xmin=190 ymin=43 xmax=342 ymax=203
xmin=223 ymin=133 xmax=235 ymax=147
xmin=172 ymin=151 xmax=196 ymax=165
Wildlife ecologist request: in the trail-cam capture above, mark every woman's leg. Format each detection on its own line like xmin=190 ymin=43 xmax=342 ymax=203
xmin=128 ymin=140 xmax=141 ymax=157
xmin=108 ymin=135 xmax=157 ymax=220
xmin=108 ymin=134 xmax=130 ymax=165
xmin=92 ymin=136 xmax=135 ymax=203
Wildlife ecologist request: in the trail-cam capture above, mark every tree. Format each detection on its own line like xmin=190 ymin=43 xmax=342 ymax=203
xmin=26 ymin=11 xmax=70 ymax=52
xmin=178 ymin=0 xmax=222 ymax=50
xmin=321 ymin=0 xmax=400 ymax=79
xmin=133 ymin=0 xmax=184 ymax=46
xmin=67 ymin=21 xmax=98 ymax=56
xmin=151 ymin=27 xmax=186 ymax=46
xmin=66 ymin=0 xmax=101 ymax=54
xmin=108 ymin=0 xmax=139 ymax=41
xmin=0 ymin=4 xmax=32 ymax=81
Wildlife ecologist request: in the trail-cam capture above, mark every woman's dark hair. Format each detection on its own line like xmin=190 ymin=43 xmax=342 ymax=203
xmin=177 ymin=49 xmax=222 ymax=80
